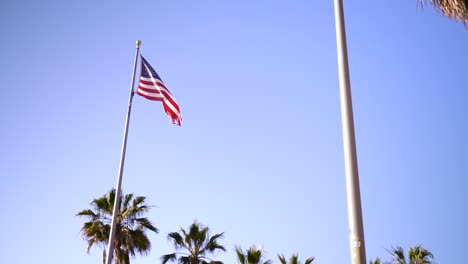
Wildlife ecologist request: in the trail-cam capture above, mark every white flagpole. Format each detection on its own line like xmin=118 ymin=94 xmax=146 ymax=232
xmin=333 ymin=1 xmax=367 ymax=264
xmin=105 ymin=40 xmax=141 ymax=264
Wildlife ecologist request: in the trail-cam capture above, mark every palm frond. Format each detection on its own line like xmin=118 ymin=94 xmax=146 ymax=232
xmin=389 ymin=246 xmax=407 ymax=264
xmin=87 ymin=238 xmax=97 ymax=253
xmin=408 ymin=245 xmax=434 ymax=264
xmin=135 ymin=217 xmax=159 ymax=233
xmin=304 ymin=256 xmax=315 ymax=264
xmin=247 ymin=246 xmax=263 ymax=264
xmin=198 ymin=226 xmax=209 ymax=245
xmin=289 ymin=254 xmax=299 ymax=264
xmin=78 ymin=189 xmax=157 ymax=264
xmin=203 ymin=232 xmax=226 ymax=252
xmin=419 ymin=0 xmax=468 ymax=24
xmin=76 ymin=209 xmax=98 ymax=218
xmin=178 ymin=255 xmax=192 ymax=264
xmin=165 ymin=222 xmax=224 ymax=264
xmin=127 ymin=228 xmax=151 ymax=255
xmin=168 ymin=232 xmax=186 ymax=249
xmin=181 ymin=228 xmax=192 ymax=249
xmin=189 ymin=222 xmax=201 ymax=245
xmin=161 ymin=253 xmax=177 ymax=264
xmin=277 ymin=254 xmax=287 ymax=264
xmin=123 ymin=193 xmax=134 ymax=209
xmin=235 ymin=246 xmax=246 ymax=264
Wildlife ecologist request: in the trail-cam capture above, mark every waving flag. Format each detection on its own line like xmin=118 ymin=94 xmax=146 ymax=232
xmin=137 ymin=55 xmax=182 ymax=126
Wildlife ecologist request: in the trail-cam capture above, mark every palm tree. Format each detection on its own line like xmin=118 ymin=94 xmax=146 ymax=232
xmin=234 ymin=245 xmax=272 ymax=264
xmin=369 ymin=257 xmax=383 ymax=264
xmin=419 ymin=0 xmax=468 ymax=24
xmin=161 ymin=221 xmax=226 ymax=264
xmin=77 ymin=189 xmax=158 ymax=264
xmin=389 ymin=245 xmax=435 ymax=264
xmin=278 ymin=253 xmax=315 ymax=264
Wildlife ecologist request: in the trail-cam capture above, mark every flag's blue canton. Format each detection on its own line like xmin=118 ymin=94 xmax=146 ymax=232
xmin=140 ymin=56 xmax=163 ymax=82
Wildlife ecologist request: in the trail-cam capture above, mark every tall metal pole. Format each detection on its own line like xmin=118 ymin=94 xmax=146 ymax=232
xmin=105 ymin=40 xmax=141 ymax=264
xmin=333 ymin=1 xmax=366 ymax=264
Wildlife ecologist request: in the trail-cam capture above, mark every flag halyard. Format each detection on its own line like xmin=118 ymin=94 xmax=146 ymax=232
xmin=137 ymin=55 xmax=182 ymax=126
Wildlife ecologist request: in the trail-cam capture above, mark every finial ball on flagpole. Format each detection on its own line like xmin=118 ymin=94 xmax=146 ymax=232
xmin=136 ymin=40 xmax=141 ymax=46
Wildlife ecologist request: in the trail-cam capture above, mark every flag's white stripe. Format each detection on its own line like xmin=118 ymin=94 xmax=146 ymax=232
xmin=139 ymin=82 xmax=178 ymax=108
xmin=140 ymin=76 xmax=164 ymax=83
xmin=137 ymin=89 xmax=164 ymax=99
xmin=140 ymin=76 xmax=169 ymax=93
xmin=139 ymin=82 xmax=163 ymax=92
xmin=139 ymin=79 xmax=172 ymax=95
xmin=164 ymin=92 xmax=178 ymax=105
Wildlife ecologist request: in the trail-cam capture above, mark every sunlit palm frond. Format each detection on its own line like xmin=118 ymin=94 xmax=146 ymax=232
xmin=388 ymin=245 xmax=434 ymax=264
xmin=123 ymin=193 xmax=134 ymax=210
xmin=76 ymin=209 xmax=98 ymax=218
xmin=419 ymin=0 xmax=468 ymax=24
xmin=408 ymin=245 xmax=434 ymax=264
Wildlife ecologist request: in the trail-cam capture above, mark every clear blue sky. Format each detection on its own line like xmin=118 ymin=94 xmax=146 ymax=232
xmin=0 ymin=1 xmax=466 ymax=263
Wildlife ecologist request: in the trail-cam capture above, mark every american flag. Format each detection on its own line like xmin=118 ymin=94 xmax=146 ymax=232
xmin=137 ymin=55 xmax=182 ymax=126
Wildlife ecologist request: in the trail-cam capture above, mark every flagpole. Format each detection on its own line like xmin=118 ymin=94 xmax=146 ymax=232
xmin=105 ymin=40 xmax=141 ymax=264
xmin=333 ymin=1 xmax=367 ymax=264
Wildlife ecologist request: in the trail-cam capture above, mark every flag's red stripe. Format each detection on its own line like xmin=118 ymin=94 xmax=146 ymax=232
xmin=136 ymin=91 xmax=164 ymax=101
xmin=139 ymin=79 xmax=170 ymax=93
xmin=138 ymin=86 xmax=163 ymax=95
xmin=138 ymin=81 xmax=172 ymax=96
xmin=164 ymin=96 xmax=180 ymax=112
xmin=164 ymin=101 xmax=180 ymax=117
xmin=137 ymin=85 xmax=176 ymax=109
xmin=163 ymin=102 xmax=181 ymax=126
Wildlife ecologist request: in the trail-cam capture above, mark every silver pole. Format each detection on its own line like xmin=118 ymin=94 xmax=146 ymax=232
xmin=105 ymin=40 xmax=141 ymax=264
xmin=333 ymin=1 xmax=366 ymax=264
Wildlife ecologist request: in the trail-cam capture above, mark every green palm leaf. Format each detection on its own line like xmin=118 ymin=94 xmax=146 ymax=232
xmin=235 ymin=245 xmax=271 ymax=264
xmin=161 ymin=253 xmax=177 ymax=264
xmin=388 ymin=245 xmax=434 ymax=264
xmin=162 ymin=221 xmax=225 ymax=264
xmin=277 ymin=253 xmax=314 ymax=264
xmin=77 ymin=188 xmax=158 ymax=264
